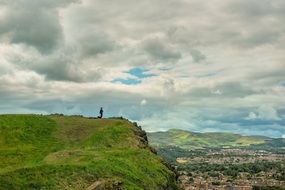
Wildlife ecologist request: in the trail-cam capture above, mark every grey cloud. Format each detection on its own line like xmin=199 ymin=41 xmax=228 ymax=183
xmin=141 ymin=38 xmax=181 ymax=62
xmin=0 ymin=0 xmax=78 ymax=53
xmin=32 ymin=57 xmax=103 ymax=82
xmin=163 ymin=0 xmax=285 ymax=49
xmin=35 ymin=61 xmax=84 ymax=82
xmin=249 ymin=68 xmax=285 ymax=86
xmin=223 ymin=0 xmax=285 ymax=48
xmin=78 ymin=32 xmax=118 ymax=58
xmin=214 ymin=82 xmax=257 ymax=97
xmin=227 ymin=0 xmax=285 ymax=19
xmin=190 ymin=49 xmax=206 ymax=63
xmin=0 ymin=11 xmax=62 ymax=53
xmin=188 ymin=82 xmax=256 ymax=98
xmin=230 ymin=27 xmax=282 ymax=48
xmin=0 ymin=0 xmax=78 ymax=8
xmin=5 ymin=48 xmax=102 ymax=82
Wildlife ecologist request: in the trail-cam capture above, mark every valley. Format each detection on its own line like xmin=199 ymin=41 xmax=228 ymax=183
xmin=149 ymin=129 xmax=285 ymax=190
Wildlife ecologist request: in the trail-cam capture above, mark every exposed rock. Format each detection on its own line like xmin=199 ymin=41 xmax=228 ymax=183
xmin=132 ymin=121 xmax=179 ymax=189
xmin=132 ymin=122 xmax=149 ymax=148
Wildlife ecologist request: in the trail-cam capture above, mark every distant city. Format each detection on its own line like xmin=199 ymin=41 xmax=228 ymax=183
xmin=148 ymin=129 xmax=285 ymax=190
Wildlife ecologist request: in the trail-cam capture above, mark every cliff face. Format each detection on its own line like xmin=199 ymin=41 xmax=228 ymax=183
xmin=132 ymin=121 xmax=179 ymax=190
xmin=0 ymin=114 xmax=178 ymax=190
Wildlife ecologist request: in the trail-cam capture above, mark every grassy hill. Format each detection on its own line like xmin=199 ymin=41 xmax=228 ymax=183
xmin=147 ymin=129 xmax=278 ymax=149
xmin=0 ymin=114 xmax=178 ymax=190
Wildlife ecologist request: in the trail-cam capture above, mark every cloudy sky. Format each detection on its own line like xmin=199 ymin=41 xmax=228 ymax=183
xmin=0 ymin=0 xmax=284 ymax=137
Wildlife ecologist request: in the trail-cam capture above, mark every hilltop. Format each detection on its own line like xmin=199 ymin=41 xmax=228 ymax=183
xmin=148 ymin=129 xmax=285 ymax=150
xmin=0 ymin=114 xmax=178 ymax=190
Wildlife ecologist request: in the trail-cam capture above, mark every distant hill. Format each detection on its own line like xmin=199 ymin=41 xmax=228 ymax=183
xmin=148 ymin=129 xmax=285 ymax=150
xmin=0 ymin=115 xmax=178 ymax=190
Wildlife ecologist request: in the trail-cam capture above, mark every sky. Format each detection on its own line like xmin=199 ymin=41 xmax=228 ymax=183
xmin=0 ymin=0 xmax=284 ymax=137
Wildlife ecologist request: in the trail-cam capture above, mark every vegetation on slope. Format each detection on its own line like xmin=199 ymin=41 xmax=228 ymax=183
xmin=147 ymin=129 xmax=274 ymax=149
xmin=0 ymin=114 xmax=177 ymax=190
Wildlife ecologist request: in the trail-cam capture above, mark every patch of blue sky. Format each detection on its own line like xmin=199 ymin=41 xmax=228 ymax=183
xmin=112 ymin=78 xmax=141 ymax=85
xmin=112 ymin=67 xmax=156 ymax=85
xmin=127 ymin=67 xmax=156 ymax=79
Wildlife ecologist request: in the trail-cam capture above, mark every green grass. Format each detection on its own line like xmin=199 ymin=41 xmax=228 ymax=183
xmin=0 ymin=115 xmax=63 ymax=173
xmin=148 ymin=129 xmax=269 ymax=149
xmin=0 ymin=115 xmax=177 ymax=190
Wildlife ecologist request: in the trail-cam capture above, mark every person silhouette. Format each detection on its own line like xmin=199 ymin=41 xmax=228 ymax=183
xmin=99 ymin=107 xmax=103 ymax=118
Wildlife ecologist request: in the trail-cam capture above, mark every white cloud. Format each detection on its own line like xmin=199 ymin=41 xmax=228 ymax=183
xmin=211 ymin=89 xmax=222 ymax=95
xmin=140 ymin=99 xmax=147 ymax=106
xmin=246 ymin=105 xmax=281 ymax=121
xmin=0 ymin=0 xmax=284 ymax=137
xmin=245 ymin=112 xmax=258 ymax=120
xmin=257 ymin=105 xmax=281 ymax=120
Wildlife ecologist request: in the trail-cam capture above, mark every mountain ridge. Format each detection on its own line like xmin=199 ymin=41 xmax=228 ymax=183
xmin=148 ymin=129 xmax=285 ymax=150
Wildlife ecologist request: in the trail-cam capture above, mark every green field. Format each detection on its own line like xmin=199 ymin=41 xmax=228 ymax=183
xmin=148 ymin=129 xmax=274 ymax=149
xmin=0 ymin=114 xmax=177 ymax=190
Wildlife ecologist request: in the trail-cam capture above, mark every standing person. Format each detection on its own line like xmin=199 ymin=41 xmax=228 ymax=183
xmin=99 ymin=107 xmax=103 ymax=118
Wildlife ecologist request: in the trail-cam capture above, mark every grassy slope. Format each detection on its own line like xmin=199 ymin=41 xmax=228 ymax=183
xmin=148 ymin=129 xmax=270 ymax=149
xmin=0 ymin=115 xmax=177 ymax=190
